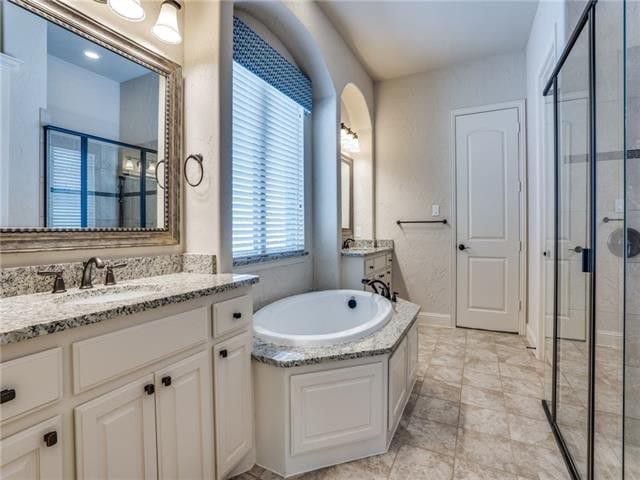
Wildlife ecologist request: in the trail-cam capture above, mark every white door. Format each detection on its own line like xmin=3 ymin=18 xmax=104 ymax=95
xmin=75 ymin=375 xmax=158 ymax=480
xmin=213 ymin=332 xmax=253 ymax=480
xmin=455 ymin=107 xmax=521 ymax=332
xmin=155 ymin=351 xmax=214 ymax=480
xmin=0 ymin=416 xmax=62 ymax=480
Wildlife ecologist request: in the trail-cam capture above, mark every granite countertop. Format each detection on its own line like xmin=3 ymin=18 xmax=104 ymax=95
xmin=0 ymin=273 xmax=259 ymax=345
xmin=251 ymin=298 xmax=420 ymax=368
xmin=341 ymin=246 xmax=393 ymax=257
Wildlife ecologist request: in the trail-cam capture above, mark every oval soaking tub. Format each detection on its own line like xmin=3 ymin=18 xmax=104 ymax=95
xmin=254 ymin=290 xmax=392 ymax=347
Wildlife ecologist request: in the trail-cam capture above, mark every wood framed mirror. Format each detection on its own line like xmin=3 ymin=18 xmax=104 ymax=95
xmin=0 ymin=0 xmax=182 ymax=252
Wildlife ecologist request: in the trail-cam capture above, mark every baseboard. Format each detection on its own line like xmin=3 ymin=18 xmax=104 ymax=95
xmin=596 ymin=329 xmax=622 ymax=349
xmin=418 ymin=312 xmax=453 ymax=328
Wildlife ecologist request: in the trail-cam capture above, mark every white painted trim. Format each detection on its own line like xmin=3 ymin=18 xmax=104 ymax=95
xmin=417 ymin=312 xmax=452 ymax=328
xmin=533 ymin=39 xmax=558 ymax=361
xmin=450 ymin=100 xmax=528 ymax=335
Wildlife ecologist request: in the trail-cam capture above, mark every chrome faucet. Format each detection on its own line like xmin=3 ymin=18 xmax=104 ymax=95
xmin=80 ymin=257 xmax=105 ymax=289
xmin=361 ymin=278 xmax=392 ymax=300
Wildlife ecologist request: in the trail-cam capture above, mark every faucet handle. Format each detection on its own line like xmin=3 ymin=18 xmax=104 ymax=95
xmin=104 ymin=263 xmax=127 ymax=286
xmin=37 ymin=270 xmax=66 ymax=294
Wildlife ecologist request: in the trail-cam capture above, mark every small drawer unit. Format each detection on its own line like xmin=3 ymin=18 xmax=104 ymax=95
xmin=212 ymin=294 xmax=252 ymax=338
xmin=0 ymin=348 xmax=63 ymax=423
xmin=341 ymin=250 xmax=393 ymax=293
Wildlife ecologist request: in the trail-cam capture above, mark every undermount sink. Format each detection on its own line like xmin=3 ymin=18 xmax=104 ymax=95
xmin=55 ymin=284 xmax=161 ymax=306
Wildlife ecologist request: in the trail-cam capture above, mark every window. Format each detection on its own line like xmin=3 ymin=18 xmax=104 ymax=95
xmin=232 ymin=62 xmax=306 ymax=261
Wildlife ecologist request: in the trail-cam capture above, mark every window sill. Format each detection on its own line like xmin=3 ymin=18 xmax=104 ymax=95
xmin=233 ymin=250 xmax=309 ymax=268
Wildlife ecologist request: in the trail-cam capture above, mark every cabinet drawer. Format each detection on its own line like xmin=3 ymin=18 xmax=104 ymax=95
xmin=364 ymin=258 xmax=376 ymax=274
xmin=0 ymin=348 xmax=62 ymax=423
xmin=373 ymin=254 xmax=387 ymax=272
xmin=72 ymin=307 xmax=208 ymax=394
xmin=385 ymin=253 xmax=393 ymax=267
xmin=212 ymin=295 xmax=252 ymax=338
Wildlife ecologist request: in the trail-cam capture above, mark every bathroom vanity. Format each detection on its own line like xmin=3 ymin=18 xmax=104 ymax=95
xmin=341 ymin=246 xmax=394 ymax=292
xmin=0 ymin=273 xmax=258 ymax=480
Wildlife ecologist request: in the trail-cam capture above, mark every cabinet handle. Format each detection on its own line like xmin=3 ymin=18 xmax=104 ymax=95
xmin=43 ymin=431 xmax=58 ymax=447
xmin=0 ymin=388 xmax=16 ymax=404
xmin=144 ymin=384 xmax=155 ymax=395
xmin=161 ymin=376 xmax=172 ymax=387
xmin=220 ymin=349 xmax=228 ymax=358
xmin=232 ymin=312 xmax=242 ymax=320
xmin=368 ymin=265 xmax=374 ymax=270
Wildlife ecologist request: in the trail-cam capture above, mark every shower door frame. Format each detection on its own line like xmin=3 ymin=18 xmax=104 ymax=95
xmin=541 ymin=1 xmax=598 ymax=480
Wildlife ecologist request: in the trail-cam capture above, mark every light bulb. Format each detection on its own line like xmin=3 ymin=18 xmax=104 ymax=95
xmin=108 ymin=0 xmax=145 ymax=21
xmin=152 ymin=0 xmax=182 ymax=44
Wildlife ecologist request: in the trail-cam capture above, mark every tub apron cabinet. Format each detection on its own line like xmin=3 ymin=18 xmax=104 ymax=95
xmin=0 ymin=284 xmax=256 ymax=480
xmin=253 ymin=319 xmax=419 ymax=478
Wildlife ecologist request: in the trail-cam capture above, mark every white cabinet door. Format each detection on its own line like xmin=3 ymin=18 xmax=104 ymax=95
xmin=407 ymin=323 xmax=418 ymax=384
xmin=388 ymin=337 xmax=408 ymax=433
xmin=155 ymin=351 xmax=214 ymax=480
xmin=0 ymin=416 xmax=62 ymax=480
xmin=75 ymin=375 xmax=158 ymax=480
xmin=290 ymin=362 xmax=384 ymax=455
xmin=213 ymin=331 xmax=253 ymax=479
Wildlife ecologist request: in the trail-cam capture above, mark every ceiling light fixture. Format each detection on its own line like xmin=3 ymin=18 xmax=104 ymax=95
xmin=152 ymin=0 xmax=182 ymax=45
xmin=107 ymin=0 xmax=145 ymax=22
xmin=83 ymin=50 xmax=101 ymax=60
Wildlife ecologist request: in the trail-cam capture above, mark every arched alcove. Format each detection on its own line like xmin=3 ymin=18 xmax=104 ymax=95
xmin=220 ymin=0 xmax=343 ymax=295
xmin=340 ymin=83 xmax=374 ymax=239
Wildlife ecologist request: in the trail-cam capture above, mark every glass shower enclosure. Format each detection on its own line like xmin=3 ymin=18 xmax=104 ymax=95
xmin=543 ymin=1 xmax=635 ymax=479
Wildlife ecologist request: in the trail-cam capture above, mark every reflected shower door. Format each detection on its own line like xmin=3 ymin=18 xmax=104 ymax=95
xmin=555 ymin=21 xmax=591 ymax=480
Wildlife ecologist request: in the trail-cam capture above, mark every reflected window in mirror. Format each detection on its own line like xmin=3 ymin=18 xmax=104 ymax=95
xmin=341 ymin=156 xmax=353 ymax=237
xmin=1 ymin=0 xmax=166 ymax=230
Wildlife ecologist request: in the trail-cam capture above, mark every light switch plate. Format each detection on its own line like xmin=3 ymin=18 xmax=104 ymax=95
xmin=431 ymin=204 xmax=440 ymax=217
xmin=615 ymin=199 xmax=624 ymax=213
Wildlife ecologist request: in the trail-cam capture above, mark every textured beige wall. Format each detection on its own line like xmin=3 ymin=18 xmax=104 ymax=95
xmin=375 ymin=52 xmax=526 ymax=322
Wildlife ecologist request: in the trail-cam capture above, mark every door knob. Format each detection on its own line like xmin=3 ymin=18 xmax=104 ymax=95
xmin=458 ymin=244 xmax=467 ymax=251
xmin=571 ymin=246 xmax=584 ymax=253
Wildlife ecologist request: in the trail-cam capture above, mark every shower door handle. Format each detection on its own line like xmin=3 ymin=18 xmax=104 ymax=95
xmin=580 ymin=247 xmax=592 ymax=273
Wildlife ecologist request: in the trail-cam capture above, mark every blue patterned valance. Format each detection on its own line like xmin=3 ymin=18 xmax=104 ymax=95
xmin=233 ymin=16 xmax=312 ymax=113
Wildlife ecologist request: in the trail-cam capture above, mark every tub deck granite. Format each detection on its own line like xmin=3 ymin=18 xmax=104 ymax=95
xmin=0 ymin=273 xmax=259 ymax=345
xmin=340 ymin=246 xmax=393 ymax=257
xmin=251 ymin=298 xmax=420 ymax=367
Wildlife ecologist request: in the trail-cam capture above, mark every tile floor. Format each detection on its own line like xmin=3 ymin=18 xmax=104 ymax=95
xmin=235 ymin=325 xmax=572 ymax=480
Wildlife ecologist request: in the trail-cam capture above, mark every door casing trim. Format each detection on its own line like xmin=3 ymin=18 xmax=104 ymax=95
xmin=449 ymin=100 xmax=528 ymax=334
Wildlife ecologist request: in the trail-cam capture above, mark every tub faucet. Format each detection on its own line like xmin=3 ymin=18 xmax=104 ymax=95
xmin=80 ymin=257 xmax=105 ymax=289
xmin=342 ymin=238 xmax=355 ymax=249
xmin=361 ymin=278 xmax=391 ymax=300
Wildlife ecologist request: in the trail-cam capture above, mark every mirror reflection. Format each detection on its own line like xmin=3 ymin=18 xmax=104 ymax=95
xmin=1 ymin=1 xmax=166 ymax=229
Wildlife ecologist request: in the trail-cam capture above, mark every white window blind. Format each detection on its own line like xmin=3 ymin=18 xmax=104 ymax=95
xmin=47 ymin=130 xmax=82 ymax=228
xmin=232 ymin=62 xmax=305 ymax=261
